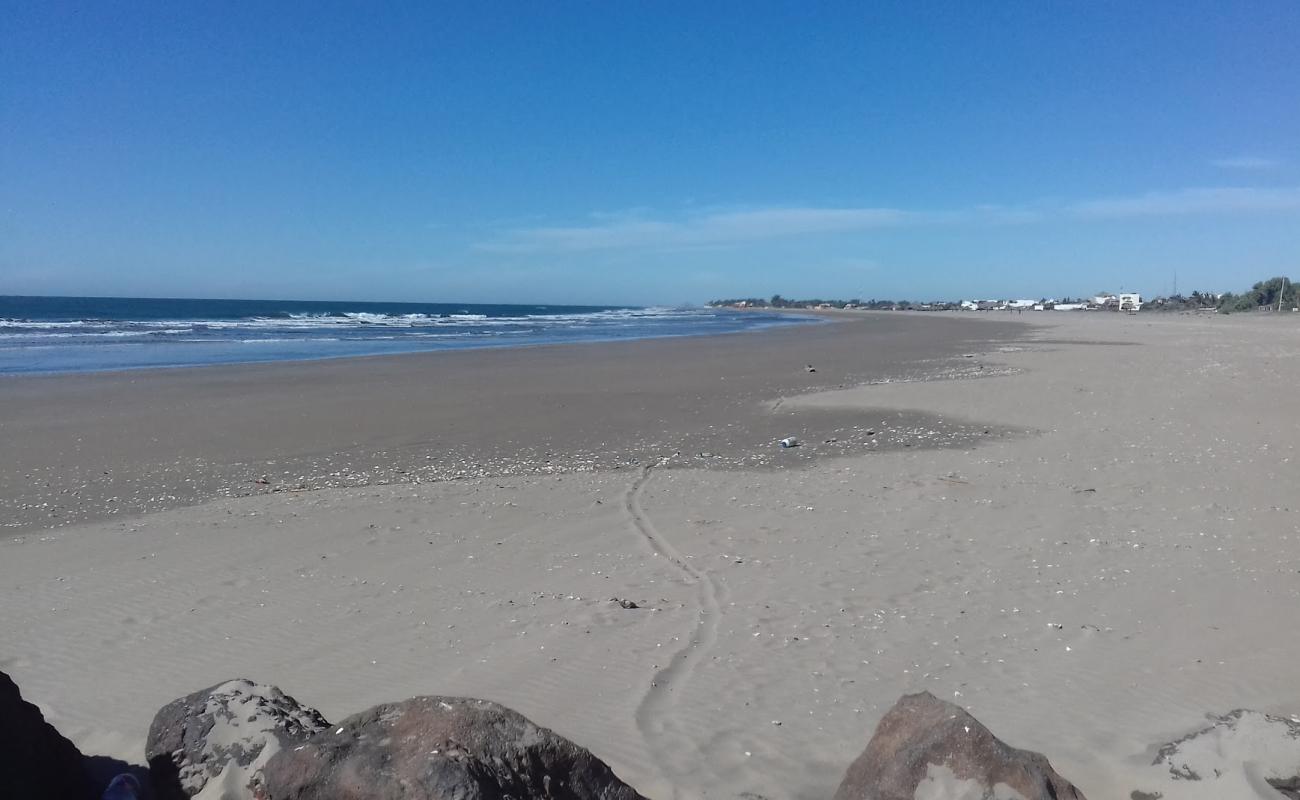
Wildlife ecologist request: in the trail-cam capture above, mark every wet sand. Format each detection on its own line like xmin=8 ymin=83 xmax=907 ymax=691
xmin=0 ymin=313 xmax=1023 ymax=532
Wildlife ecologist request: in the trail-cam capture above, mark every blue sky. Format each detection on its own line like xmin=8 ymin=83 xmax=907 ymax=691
xmin=3 ymin=1 xmax=1298 ymax=305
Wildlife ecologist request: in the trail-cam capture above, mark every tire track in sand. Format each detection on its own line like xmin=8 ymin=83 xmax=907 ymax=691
xmin=625 ymin=463 xmax=725 ymax=792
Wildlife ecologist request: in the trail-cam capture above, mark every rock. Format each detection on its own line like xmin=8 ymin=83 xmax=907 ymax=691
xmin=146 ymin=678 xmax=330 ymax=800
xmin=1273 ymin=777 xmax=1300 ymax=800
xmin=1131 ymin=709 xmax=1300 ymax=799
xmin=259 ymin=695 xmax=647 ymax=800
xmin=0 ymin=670 xmax=96 ymax=800
xmin=833 ymin=691 xmax=1086 ymax=800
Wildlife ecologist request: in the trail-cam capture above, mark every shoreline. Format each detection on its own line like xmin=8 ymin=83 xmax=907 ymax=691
xmin=1 ymin=312 xmax=1028 ymax=534
xmin=0 ymin=301 xmax=818 ymax=378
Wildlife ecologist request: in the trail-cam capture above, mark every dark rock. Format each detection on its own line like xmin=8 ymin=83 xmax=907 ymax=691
xmin=1272 ymin=775 xmax=1300 ymax=800
xmin=833 ymin=691 xmax=1086 ymax=800
xmin=1134 ymin=709 xmax=1300 ymax=799
xmin=0 ymin=670 xmax=96 ymax=800
xmin=259 ymin=695 xmax=647 ymax=800
xmin=146 ymin=678 xmax=330 ymax=800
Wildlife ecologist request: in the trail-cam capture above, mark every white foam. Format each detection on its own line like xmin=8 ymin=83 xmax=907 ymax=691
xmin=0 ymin=307 xmax=722 ymax=337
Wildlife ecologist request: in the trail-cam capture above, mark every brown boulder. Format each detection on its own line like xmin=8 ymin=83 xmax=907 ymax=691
xmin=0 ymin=669 xmax=96 ymax=800
xmin=259 ymin=695 xmax=647 ymax=800
xmin=834 ymin=691 xmax=1086 ymax=800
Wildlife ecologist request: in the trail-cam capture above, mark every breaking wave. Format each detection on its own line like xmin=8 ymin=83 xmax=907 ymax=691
xmin=0 ymin=299 xmax=811 ymax=374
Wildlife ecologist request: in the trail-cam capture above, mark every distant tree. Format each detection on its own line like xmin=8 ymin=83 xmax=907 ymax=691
xmin=1217 ymin=277 xmax=1298 ymax=312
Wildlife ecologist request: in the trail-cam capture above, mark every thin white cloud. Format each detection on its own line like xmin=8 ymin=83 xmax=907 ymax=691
xmin=1070 ymin=186 xmax=1300 ymax=218
xmin=475 ymin=205 xmax=1051 ymax=253
xmin=478 ymin=186 xmax=1300 ymax=253
xmin=1210 ymin=156 xmax=1281 ymax=170
xmin=479 ymin=206 xmax=922 ymax=253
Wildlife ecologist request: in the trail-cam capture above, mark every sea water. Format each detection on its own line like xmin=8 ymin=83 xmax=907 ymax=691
xmin=0 ymin=296 xmax=810 ymax=375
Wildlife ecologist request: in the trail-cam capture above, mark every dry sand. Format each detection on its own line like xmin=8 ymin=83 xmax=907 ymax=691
xmin=2 ymin=311 xmax=1299 ymax=799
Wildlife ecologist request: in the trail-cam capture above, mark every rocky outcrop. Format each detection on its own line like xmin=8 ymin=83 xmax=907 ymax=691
xmin=1131 ymin=709 xmax=1300 ymax=800
xmin=145 ymin=678 xmax=330 ymax=800
xmin=833 ymin=691 xmax=1086 ymax=800
xmin=0 ymin=670 xmax=96 ymax=800
xmin=258 ymin=695 xmax=647 ymax=800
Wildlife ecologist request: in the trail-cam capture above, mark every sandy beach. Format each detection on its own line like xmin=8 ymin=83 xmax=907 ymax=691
xmin=3 ymin=311 xmax=1299 ymax=799
xmin=0 ymin=313 xmax=1022 ymax=533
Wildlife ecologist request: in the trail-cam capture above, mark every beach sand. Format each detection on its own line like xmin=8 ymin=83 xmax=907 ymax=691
xmin=2 ymin=311 xmax=1298 ymax=799
xmin=0 ymin=313 xmax=1020 ymax=533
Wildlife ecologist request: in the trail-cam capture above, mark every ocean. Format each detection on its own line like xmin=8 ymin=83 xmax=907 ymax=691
xmin=0 ymin=296 xmax=811 ymax=375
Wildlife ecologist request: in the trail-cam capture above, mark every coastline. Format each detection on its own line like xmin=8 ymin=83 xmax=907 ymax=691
xmin=0 ymin=300 xmax=813 ymax=377
xmin=3 ymin=311 xmax=1298 ymax=799
xmin=0 ymin=312 xmax=1025 ymax=533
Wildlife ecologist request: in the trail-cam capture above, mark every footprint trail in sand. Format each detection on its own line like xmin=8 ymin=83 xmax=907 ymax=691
xmin=624 ymin=463 xmax=726 ymax=795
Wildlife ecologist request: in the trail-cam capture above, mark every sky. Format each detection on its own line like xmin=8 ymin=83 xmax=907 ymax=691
xmin=2 ymin=1 xmax=1299 ymax=305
